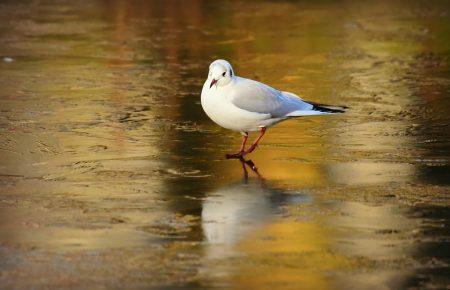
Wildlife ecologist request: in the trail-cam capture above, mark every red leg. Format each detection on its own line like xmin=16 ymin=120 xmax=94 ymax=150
xmin=239 ymin=133 xmax=248 ymax=152
xmin=226 ymin=133 xmax=248 ymax=159
xmin=244 ymin=127 xmax=266 ymax=154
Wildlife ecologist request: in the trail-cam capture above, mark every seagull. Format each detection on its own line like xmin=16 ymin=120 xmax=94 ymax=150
xmin=201 ymin=59 xmax=346 ymax=159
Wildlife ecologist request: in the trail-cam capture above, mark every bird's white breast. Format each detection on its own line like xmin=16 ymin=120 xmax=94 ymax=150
xmin=201 ymin=80 xmax=271 ymax=132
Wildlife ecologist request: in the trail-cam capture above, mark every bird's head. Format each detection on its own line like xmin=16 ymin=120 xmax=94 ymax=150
xmin=207 ymin=59 xmax=234 ymax=89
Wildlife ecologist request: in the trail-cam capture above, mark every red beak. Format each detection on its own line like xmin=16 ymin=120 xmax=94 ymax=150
xmin=210 ymin=79 xmax=217 ymax=88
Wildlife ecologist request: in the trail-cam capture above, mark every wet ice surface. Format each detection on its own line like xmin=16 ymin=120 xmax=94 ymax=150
xmin=0 ymin=0 xmax=449 ymax=289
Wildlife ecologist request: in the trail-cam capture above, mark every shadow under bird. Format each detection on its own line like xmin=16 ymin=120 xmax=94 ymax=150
xmin=201 ymin=59 xmax=346 ymax=158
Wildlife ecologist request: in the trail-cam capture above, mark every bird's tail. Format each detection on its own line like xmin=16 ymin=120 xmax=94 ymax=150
xmin=280 ymin=91 xmax=347 ymax=117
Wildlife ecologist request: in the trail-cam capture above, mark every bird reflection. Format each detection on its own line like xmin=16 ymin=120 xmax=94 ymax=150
xmin=238 ymin=157 xmax=265 ymax=183
xmin=201 ymin=158 xmax=309 ymax=258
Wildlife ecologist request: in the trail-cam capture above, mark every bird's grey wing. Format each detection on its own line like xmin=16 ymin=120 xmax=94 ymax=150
xmin=230 ymin=77 xmax=312 ymax=117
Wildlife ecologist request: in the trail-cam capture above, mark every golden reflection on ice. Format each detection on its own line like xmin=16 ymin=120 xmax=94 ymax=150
xmin=0 ymin=0 xmax=448 ymax=289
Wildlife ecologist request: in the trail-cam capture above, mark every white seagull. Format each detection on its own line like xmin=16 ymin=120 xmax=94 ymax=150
xmin=201 ymin=59 xmax=346 ymax=159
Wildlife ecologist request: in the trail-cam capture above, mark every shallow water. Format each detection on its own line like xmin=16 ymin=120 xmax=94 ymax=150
xmin=0 ymin=0 xmax=449 ymax=289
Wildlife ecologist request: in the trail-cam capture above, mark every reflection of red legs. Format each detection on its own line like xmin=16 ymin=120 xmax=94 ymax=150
xmin=239 ymin=158 xmax=266 ymax=186
xmin=241 ymin=158 xmax=248 ymax=180
xmin=226 ymin=127 xmax=266 ymax=159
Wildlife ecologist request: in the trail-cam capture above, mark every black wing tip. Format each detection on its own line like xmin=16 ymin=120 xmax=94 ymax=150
xmin=312 ymin=105 xmax=347 ymax=113
xmin=311 ymin=102 xmax=347 ymax=113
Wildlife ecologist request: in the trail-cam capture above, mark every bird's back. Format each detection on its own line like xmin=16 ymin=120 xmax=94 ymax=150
xmin=229 ymin=77 xmax=314 ymax=117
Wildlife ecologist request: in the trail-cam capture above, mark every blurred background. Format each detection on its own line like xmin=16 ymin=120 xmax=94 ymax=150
xmin=0 ymin=0 xmax=449 ymax=289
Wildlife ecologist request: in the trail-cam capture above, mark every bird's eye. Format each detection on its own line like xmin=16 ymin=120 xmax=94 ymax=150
xmin=222 ymin=72 xmax=226 ymax=77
